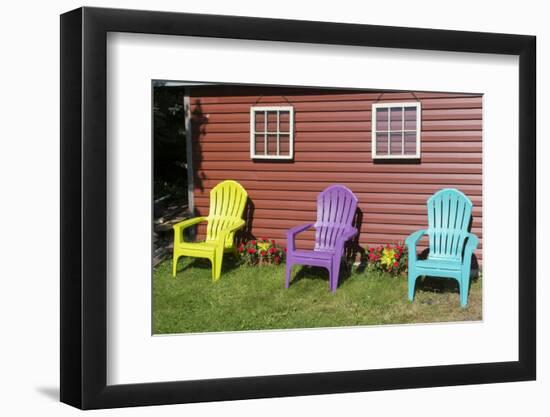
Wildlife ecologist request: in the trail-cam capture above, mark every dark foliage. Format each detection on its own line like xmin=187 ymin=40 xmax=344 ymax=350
xmin=153 ymin=84 xmax=188 ymax=203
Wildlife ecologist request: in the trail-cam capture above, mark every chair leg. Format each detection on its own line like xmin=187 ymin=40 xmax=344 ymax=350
xmin=212 ymin=253 xmax=223 ymax=281
xmin=459 ymin=274 xmax=470 ymax=307
xmin=408 ymin=271 xmax=418 ymax=302
xmin=285 ymin=261 xmax=293 ymax=288
xmin=172 ymin=254 xmax=179 ymax=277
xmin=330 ymin=258 xmax=341 ymax=292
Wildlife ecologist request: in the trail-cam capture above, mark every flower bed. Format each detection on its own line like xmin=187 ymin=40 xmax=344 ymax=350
xmin=238 ymin=237 xmax=286 ymax=266
xmin=365 ymin=243 xmax=408 ymax=275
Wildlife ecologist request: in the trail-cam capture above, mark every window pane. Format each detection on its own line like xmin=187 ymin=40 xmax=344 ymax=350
xmin=390 ymin=132 xmax=402 ymax=155
xmin=279 ymin=134 xmax=290 ymax=155
xmin=390 ymin=107 xmax=402 ymax=131
xmin=278 ymin=120 xmax=291 ymax=133
xmin=254 ymin=134 xmax=265 ymax=155
xmin=278 ymin=111 xmax=291 ymax=133
xmin=404 ymin=132 xmax=417 ymax=155
xmin=266 ymin=134 xmax=278 ymax=155
xmin=376 ymin=108 xmax=388 ymax=131
xmin=267 ymin=111 xmax=278 ymax=133
xmin=254 ymin=111 xmax=265 ymax=133
xmin=404 ymin=106 xmax=417 ymax=130
xmin=376 ymin=132 xmax=388 ymax=155
xmin=279 ymin=111 xmax=290 ymax=124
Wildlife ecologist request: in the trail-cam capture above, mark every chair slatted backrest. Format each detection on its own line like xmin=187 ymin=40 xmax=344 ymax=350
xmin=427 ymin=188 xmax=473 ymax=259
xmin=206 ymin=180 xmax=248 ymax=245
xmin=314 ymin=185 xmax=358 ymax=251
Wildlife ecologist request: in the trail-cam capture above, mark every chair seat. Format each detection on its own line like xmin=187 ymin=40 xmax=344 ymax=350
xmin=175 ymin=240 xmax=219 ymax=252
xmin=292 ymin=249 xmax=335 ymax=261
xmin=177 ymin=239 xmax=235 ymax=251
xmin=416 ymin=257 xmax=462 ymax=271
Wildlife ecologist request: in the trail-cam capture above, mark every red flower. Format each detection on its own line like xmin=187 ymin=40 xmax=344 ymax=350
xmin=247 ymin=248 xmax=256 ymax=254
xmin=393 ymin=261 xmax=399 ymax=267
xmin=283 ymin=247 xmax=287 ymax=252
xmin=261 ymin=250 xmax=267 ymax=256
xmin=271 ymin=239 xmax=276 ymax=244
xmin=269 ymin=247 xmax=276 ymax=253
xmin=239 ymin=246 xmax=244 ymax=252
xmin=395 ymin=253 xmax=400 ymax=260
xmin=368 ymin=253 xmax=375 ymax=261
xmin=260 ymin=236 xmax=267 ymax=241
xmin=369 ymin=247 xmax=374 ymax=253
xmin=251 ymin=240 xmax=257 ymax=245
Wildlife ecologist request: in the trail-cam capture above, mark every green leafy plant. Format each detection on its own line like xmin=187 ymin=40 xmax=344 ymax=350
xmin=238 ymin=237 xmax=286 ymax=266
xmin=365 ymin=243 xmax=408 ymax=275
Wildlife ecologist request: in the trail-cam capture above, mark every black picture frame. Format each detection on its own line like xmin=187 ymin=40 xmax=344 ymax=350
xmin=60 ymin=6 xmax=536 ymax=410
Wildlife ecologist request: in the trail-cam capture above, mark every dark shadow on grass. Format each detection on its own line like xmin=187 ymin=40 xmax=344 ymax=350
xmin=416 ymin=276 xmax=460 ymax=294
xmin=291 ymin=265 xmax=330 ymax=286
xmin=290 ymin=261 xmax=354 ymax=289
xmin=413 ymin=251 xmax=480 ymax=298
xmin=175 ymin=254 xmax=241 ymax=276
xmin=336 ymin=260 xmax=355 ymax=287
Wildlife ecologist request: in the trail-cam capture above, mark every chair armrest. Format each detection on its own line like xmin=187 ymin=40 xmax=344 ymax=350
xmin=335 ymin=227 xmax=358 ymax=246
xmin=210 ymin=219 xmax=247 ymax=255
xmin=341 ymin=227 xmax=358 ymax=241
xmin=173 ymin=216 xmax=207 ymax=245
xmin=334 ymin=227 xmax=358 ymax=254
xmin=464 ymin=232 xmax=479 ymax=256
xmin=405 ymin=229 xmax=428 ymax=261
xmin=405 ymin=229 xmax=428 ymax=247
xmin=217 ymin=219 xmax=246 ymax=239
xmin=286 ymin=223 xmax=314 ymax=252
xmin=460 ymin=232 xmax=479 ymax=276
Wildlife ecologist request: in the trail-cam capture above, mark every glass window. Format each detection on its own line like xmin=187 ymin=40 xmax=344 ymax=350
xmin=250 ymin=106 xmax=294 ymax=160
xmin=372 ymin=103 xmax=421 ymax=159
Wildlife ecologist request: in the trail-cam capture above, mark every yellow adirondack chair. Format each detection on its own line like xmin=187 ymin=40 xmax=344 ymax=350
xmin=172 ymin=180 xmax=248 ymax=280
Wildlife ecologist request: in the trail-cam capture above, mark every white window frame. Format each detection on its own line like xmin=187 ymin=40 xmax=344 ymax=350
xmin=250 ymin=106 xmax=294 ymax=160
xmin=371 ymin=102 xmax=421 ymax=159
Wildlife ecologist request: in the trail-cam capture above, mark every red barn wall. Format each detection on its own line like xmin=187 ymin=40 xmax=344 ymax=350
xmin=189 ymin=86 xmax=482 ymax=261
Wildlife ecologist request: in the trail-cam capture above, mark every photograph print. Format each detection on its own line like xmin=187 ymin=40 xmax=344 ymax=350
xmin=152 ymin=83 xmax=483 ymax=335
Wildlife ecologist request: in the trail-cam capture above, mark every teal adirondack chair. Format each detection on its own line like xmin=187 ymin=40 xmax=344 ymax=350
xmin=405 ymin=188 xmax=479 ymax=307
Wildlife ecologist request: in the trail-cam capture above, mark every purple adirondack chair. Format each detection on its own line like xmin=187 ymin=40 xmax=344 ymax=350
xmin=285 ymin=185 xmax=358 ymax=292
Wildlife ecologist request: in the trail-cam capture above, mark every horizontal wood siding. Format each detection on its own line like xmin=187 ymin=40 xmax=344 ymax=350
xmin=190 ymin=86 xmax=483 ymax=261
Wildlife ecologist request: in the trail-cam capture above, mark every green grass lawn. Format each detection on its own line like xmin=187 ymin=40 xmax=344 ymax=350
xmin=153 ymin=257 xmax=482 ymax=334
